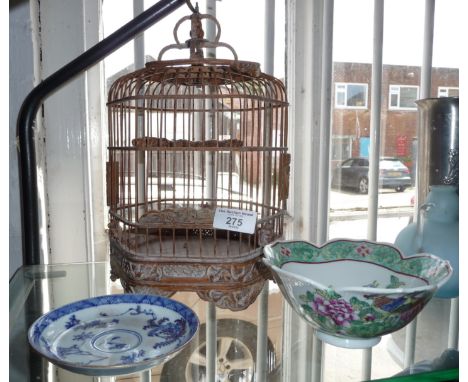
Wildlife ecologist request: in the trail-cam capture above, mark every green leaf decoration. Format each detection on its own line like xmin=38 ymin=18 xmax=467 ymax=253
xmin=386 ymin=275 xmax=406 ymax=289
xmin=324 ymin=289 xmax=342 ymax=300
xmin=350 ymin=296 xmax=372 ymax=310
xmin=302 ymin=304 xmax=314 ymax=315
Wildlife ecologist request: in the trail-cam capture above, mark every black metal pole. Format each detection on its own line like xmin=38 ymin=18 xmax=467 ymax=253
xmin=17 ymin=0 xmax=187 ymax=265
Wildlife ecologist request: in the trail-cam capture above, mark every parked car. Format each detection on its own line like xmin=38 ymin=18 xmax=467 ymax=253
xmin=331 ymin=157 xmax=412 ymax=194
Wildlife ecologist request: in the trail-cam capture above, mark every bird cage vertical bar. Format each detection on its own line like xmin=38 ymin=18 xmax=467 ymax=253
xmin=255 ymin=97 xmax=262 ymax=216
xmin=271 ymin=98 xmax=280 ymax=214
xmin=243 ymin=95 xmax=252 ymax=210
xmin=147 ymin=97 xmax=154 ymax=218
xmin=203 ymin=88 xmax=213 ymax=204
xmin=135 ymin=96 xmax=146 ymax=221
xmin=120 ymin=102 xmax=127 ymax=244
xmin=262 ymin=97 xmax=273 ymax=219
xmin=194 ymin=89 xmax=204 ymax=206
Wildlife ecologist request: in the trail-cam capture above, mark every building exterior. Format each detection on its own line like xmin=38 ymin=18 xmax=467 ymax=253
xmin=331 ymin=62 xmax=459 ymax=171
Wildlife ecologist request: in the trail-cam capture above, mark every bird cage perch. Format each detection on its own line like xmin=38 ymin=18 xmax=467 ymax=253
xmin=107 ymin=10 xmax=289 ymax=310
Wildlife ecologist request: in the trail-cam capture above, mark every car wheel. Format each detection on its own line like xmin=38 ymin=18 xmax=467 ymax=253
xmin=160 ymin=319 xmax=277 ymax=382
xmin=395 ymin=186 xmax=406 ymax=192
xmin=358 ymin=177 xmax=368 ymax=194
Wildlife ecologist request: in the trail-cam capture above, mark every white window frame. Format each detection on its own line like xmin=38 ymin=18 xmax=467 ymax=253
xmin=438 ymin=86 xmax=459 ymax=97
xmin=388 ymin=84 xmax=419 ymax=111
xmin=334 ymin=82 xmax=368 ymax=109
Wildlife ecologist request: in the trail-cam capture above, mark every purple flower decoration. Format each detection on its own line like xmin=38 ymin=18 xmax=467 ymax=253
xmin=356 ymin=244 xmax=372 ymax=257
xmin=280 ymin=246 xmax=291 ymax=257
xmin=310 ymin=295 xmax=358 ymax=327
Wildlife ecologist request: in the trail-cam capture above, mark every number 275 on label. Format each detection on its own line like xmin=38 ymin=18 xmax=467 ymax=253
xmin=213 ymin=208 xmax=257 ymax=234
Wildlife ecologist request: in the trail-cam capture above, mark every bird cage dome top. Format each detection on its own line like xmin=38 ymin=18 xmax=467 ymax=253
xmin=107 ymin=11 xmax=287 ymax=105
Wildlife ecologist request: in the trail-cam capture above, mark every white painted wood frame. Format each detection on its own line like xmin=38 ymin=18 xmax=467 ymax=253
xmin=39 ymin=0 xmax=106 ymax=265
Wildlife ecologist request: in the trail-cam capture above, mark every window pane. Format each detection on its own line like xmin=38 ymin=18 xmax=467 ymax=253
xmin=347 ymin=84 xmax=366 ymax=106
xmin=448 ymin=88 xmax=459 ymax=96
xmin=438 ymin=88 xmax=448 ymax=97
xmin=336 ymin=92 xmax=345 ymax=106
xmin=390 ymin=93 xmax=398 ymax=107
xmin=399 ymin=87 xmax=418 ymax=108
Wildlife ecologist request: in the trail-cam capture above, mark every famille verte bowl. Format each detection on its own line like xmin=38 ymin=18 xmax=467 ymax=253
xmin=263 ymin=239 xmax=452 ymax=349
xmin=28 ymin=294 xmax=199 ymax=376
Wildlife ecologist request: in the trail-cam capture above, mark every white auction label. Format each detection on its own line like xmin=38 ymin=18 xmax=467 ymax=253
xmin=213 ymin=207 xmax=257 ymax=234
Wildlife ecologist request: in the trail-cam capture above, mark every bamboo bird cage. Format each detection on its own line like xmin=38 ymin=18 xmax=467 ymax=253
xmin=107 ymin=11 xmax=289 ymax=310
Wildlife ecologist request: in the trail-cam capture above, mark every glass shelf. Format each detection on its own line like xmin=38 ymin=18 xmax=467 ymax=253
xmin=9 ymin=262 xmax=458 ymax=381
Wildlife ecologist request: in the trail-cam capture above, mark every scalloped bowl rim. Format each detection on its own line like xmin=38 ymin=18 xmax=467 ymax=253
xmin=263 ymin=239 xmax=453 ymax=295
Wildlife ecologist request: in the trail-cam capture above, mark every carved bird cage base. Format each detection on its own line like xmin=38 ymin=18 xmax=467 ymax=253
xmin=109 ymin=238 xmax=271 ymax=311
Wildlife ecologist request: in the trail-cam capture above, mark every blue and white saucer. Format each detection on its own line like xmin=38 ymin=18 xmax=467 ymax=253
xmin=28 ymin=294 xmax=199 ymax=376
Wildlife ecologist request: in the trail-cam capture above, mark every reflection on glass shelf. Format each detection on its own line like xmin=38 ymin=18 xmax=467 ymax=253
xmin=10 ymin=263 xmax=284 ymax=382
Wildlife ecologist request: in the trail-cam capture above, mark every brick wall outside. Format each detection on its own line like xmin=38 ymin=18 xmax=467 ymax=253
xmin=331 ymin=62 xmax=459 ymax=173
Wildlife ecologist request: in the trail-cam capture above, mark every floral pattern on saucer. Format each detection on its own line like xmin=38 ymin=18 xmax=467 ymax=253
xmin=28 ymin=294 xmax=199 ymax=376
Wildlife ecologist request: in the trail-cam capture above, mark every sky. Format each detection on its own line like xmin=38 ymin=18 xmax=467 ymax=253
xmin=102 ymin=0 xmax=280 ymax=77
xmin=333 ymin=0 xmax=462 ymax=68
xmin=102 ymin=0 xmax=463 ymax=81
